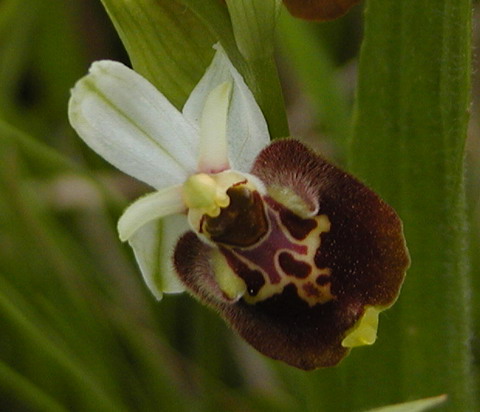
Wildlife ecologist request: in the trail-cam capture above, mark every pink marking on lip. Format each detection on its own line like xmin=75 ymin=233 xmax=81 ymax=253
xmin=229 ymin=199 xmax=308 ymax=285
xmin=197 ymin=163 xmax=231 ymax=175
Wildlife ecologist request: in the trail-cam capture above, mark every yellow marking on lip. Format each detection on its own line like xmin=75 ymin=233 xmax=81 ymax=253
xmin=267 ymin=185 xmax=317 ymax=218
xmin=237 ymin=206 xmax=334 ymax=306
xmin=210 ymin=248 xmax=246 ymax=301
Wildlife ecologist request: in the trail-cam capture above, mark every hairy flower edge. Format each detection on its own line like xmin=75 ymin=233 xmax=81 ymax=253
xmin=174 ymin=139 xmax=410 ymax=370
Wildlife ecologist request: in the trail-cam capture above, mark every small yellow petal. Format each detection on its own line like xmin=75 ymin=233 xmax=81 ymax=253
xmin=342 ymin=306 xmax=381 ymax=348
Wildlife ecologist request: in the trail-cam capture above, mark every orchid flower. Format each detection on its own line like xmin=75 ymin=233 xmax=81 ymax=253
xmin=68 ymin=46 xmax=409 ymax=370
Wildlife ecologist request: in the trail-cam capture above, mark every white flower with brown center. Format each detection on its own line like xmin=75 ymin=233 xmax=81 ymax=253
xmin=69 ymin=47 xmax=409 ymax=370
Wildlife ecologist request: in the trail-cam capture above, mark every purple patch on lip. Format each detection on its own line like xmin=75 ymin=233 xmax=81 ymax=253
xmin=225 ymin=201 xmax=308 ymax=286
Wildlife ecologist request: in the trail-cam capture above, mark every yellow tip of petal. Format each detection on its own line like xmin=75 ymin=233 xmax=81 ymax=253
xmin=342 ymin=306 xmax=381 ymax=348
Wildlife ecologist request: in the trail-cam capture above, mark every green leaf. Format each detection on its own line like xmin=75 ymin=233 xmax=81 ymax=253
xmin=277 ymin=13 xmax=351 ymax=153
xmin=32 ymin=0 xmax=86 ymax=122
xmin=225 ymin=0 xmax=281 ymax=61
xmin=0 ymin=119 xmax=125 ymax=210
xmin=0 ymin=289 xmax=128 ymax=412
xmin=180 ymin=0 xmax=289 ymax=138
xmin=101 ymin=0 xmax=289 ymax=138
xmin=100 ymin=0 xmax=216 ymax=109
xmin=365 ymin=395 xmax=447 ymax=412
xmin=0 ymin=360 xmax=68 ymax=412
xmin=224 ymin=0 xmax=289 ymax=139
xmin=0 ymin=119 xmax=80 ymax=175
xmin=349 ymin=0 xmax=474 ymax=411
xmin=0 ymin=0 xmax=40 ymax=116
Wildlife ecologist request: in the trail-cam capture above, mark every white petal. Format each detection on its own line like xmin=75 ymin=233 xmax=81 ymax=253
xmin=129 ymin=216 xmax=188 ymax=300
xmin=197 ymin=82 xmax=231 ymax=173
xmin=118 ymin=185 xmax=185 ymax=241
xmin=69 ymin=60 xmax=199 ymax=189
xmin=183 ymin=46 xmax=270 ymax=173
xmin=182 ymin=48 xmax=230 ymax=124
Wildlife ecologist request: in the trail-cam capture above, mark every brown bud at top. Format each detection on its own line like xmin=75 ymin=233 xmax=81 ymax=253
xmin=283 ymin=0 xmax=361 ymax=21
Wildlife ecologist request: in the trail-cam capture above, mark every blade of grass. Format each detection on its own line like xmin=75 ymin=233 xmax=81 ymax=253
xmin=0 ymin=119 xmax=82 ymax=174
xmin=0 ymin=0 xmax=40 ymax=117
xmin=277 ymin=13 xmax=351 ymax=153
xmin=0 ymin=141 xmax=131 ymax=410
xmin=0 ymin=150 xmax=186 ymax=411
xmin=0 ymin=119 xmax=125 ymax=211
xmin=0 ymin=360 xmax=68 ymax=412
xmin=0 ymin=289 xmax=128 ymax=412
xmin=349 ymin=0 xmax=474 ymax=410
xmin=365 ymin=394 xmax=447 ymax=412
xmin=33 ymin=0 xmax=86 ymax=123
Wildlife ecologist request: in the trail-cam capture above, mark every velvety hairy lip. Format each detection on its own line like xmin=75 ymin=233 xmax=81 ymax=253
xmin=174 ymin=139 xmax=410 ymax=370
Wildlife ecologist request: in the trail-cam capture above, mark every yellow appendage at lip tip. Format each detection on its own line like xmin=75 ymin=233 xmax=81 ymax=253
xmin=341 ymin=306 xmax=381 ymax=348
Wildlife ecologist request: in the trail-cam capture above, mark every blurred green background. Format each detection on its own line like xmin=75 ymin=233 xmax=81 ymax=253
xmin=0 ymin=1 xmax=478 ymax=411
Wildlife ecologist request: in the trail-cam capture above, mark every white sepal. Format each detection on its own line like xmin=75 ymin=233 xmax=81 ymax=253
xmin=118 ymin=185 xmax=185 ymax=241
xmin=68 ymin=60 xmax=198 ymax=190
xmin=129 ymin=216 xmax=188 ymax=300
xmin=183 ymin=46 xmax=270 ymax=173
